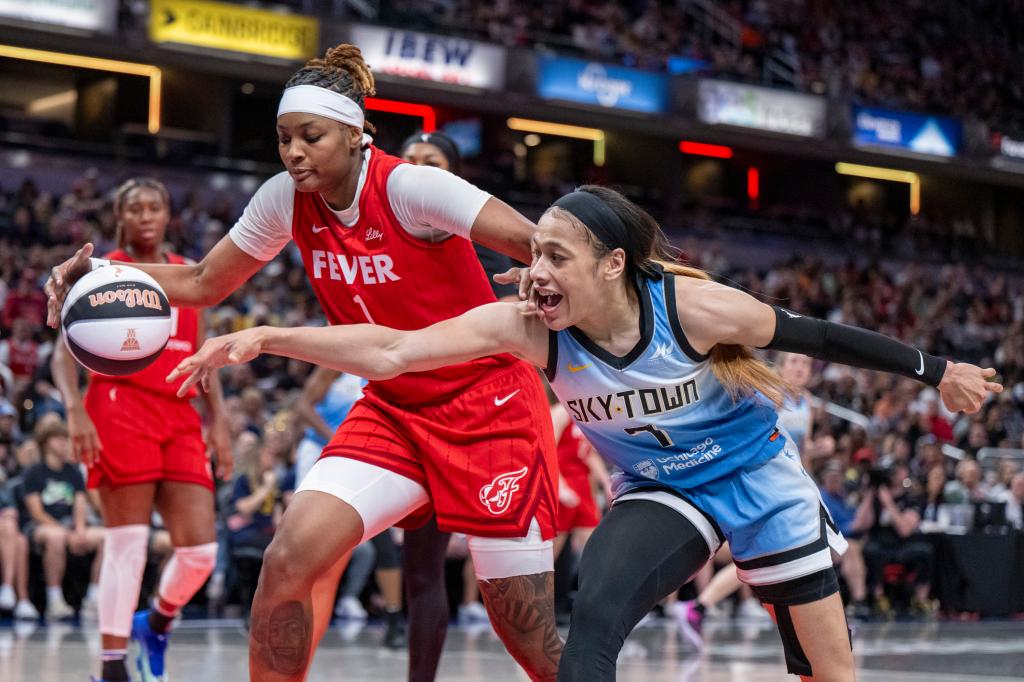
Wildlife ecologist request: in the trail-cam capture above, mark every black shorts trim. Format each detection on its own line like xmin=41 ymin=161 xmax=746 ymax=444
xmin=734 ymin=505 xmax=830 ymax=571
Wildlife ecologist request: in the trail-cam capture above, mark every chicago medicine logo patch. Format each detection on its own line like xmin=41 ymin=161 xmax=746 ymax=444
xmin=479 ymin=467 xmax=529 ymax=515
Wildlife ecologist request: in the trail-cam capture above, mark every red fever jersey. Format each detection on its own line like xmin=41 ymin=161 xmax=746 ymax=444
xmin=291 ymin=146 xmax=559 ymax=538
xmin=93 ymin=249 xmax=200 ymax=399
xmin=291 ymin=146 xmax=518 ymax=406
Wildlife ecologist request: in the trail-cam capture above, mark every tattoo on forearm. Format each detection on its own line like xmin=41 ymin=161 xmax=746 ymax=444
xmin=250 ymin=600 xmax=310 ymax=677
xmin=478 ymin=572 xmax=562 ymax=681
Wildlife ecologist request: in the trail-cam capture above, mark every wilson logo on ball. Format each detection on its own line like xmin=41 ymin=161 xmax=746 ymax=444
xmin=88 ymin=288 xmax=163 ymax=310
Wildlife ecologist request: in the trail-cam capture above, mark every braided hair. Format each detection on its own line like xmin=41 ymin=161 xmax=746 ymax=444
xmin=284 ymin=44 xmax=377 ymax=134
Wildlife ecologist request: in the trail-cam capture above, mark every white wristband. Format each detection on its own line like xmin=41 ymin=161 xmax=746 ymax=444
xmin=89 ymin=258 xmax=110 ymax=271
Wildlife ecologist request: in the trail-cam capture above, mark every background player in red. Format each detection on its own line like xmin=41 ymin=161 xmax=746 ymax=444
xmin=397 ymin=129 xmax=523 ymax=681
xmin=46 ymin=46 xmax=563 ymax=681
xmin=550 ymin=393 xmax=610 ymax=562
xmin=52 ymin=178 xmax=232 ymax=682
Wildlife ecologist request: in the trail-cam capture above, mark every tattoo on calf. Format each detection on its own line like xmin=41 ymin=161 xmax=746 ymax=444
xmin=478 ymin=572 xmax=562 ymax=679
xmin=250 ymin=600 xmax=311 ymax=676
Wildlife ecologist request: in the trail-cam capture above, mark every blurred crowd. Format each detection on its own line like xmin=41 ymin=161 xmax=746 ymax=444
xmin=385 ymin=0 xmax=1024 ymax=135
xmin=0 ymin=160 xmax=1021 ymax=626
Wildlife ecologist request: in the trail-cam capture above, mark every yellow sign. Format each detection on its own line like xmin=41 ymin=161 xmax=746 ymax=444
xmin=149 ymin=0 xmax=318 ymax=61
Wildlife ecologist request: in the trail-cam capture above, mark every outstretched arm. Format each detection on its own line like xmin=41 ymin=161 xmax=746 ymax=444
xmin=45 ymin=237 xmax=266 ymax=326
xmin=675 ymin=277 xmax=1002 ymax=414
xmin=167 ymin=302 xmax=548 ymax=397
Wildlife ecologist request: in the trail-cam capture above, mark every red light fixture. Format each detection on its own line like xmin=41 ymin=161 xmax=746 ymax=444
xmin=678 ymin=140 xmax=733 ymax=159
xmin=365 ymin=97 xmax=437 ymax=132
xmin=747 ymin=167 xmax=760 ymax=200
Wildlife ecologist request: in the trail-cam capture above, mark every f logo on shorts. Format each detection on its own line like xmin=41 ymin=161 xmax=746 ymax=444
xmin=479 ymin=467 xmax=529 ymax=515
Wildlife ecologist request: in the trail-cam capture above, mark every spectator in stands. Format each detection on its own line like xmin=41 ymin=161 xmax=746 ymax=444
xmin=1 ymin=269 xmax=46 ymax=332
xmin=0 ymin=318 xmax=41 ymax=389
xmin=0 ymin=480 xmax=37 ymax=619
xmin=860 ymin=462 xmax=936 ymax=617
xmin=998 ymin=472 xmax=1024 ymax=529
xmin=818 ymin=462 xmax=870 ymax=619
xmin=21 ymin=421 xmax=104 ymax=620
xmin=943 ymin=459 xmax=992 ymax=503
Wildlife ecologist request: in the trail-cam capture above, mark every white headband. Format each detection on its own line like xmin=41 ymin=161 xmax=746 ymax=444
xmin=278 ymin=84 xmax=365 ymax=131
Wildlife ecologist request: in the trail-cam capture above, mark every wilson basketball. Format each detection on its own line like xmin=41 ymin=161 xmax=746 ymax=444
xmin=60 ymin=265 xmax=172 ymax=376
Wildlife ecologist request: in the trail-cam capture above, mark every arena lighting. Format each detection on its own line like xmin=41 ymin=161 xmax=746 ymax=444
xmin=835 ymin=162 xmax=921 ymax=215
xmin=678 ymin=140 xmax=733 ymax=159
xmin=0 ymin=45 xmax=161 ymax=134
xmin=747 ymin=166 xmax=760 ymax=201
xmin=365 ymin=97 xmax=436 ymax=132
xmin=506 ymin=118 xmax=606 ymax=167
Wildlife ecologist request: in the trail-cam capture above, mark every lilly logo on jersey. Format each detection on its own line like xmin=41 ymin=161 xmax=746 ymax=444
xmin=565 ymin=379 xmax=700 ymax=424
xmin=365 ymin=227 xmax=384 ymax=241
xmin=310 ymin=250 xmax=401 ymax=285
xmin=89 ymin=288 xmax=163 ymax=310
xmin=479 ymin=467 xmax=529 ymax=515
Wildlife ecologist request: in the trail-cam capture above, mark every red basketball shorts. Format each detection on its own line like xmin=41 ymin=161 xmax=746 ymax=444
xmin=320 ymin=361 xmax=559 ymax=539
xmin=557 ymin=475 xmax=601 ymax=533
xmin=84 ymin=381 xmax=212 ymax=491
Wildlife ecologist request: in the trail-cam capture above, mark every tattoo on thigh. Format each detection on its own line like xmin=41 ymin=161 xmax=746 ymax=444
xmin=250 ymin=600 xmax=310 ymax=676
xmin=478 ymin=572 xmax=562 ymax=678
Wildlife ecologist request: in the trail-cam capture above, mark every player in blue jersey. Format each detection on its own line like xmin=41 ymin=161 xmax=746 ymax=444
xmin=170 ymin=186 xmax=1001 ymax=681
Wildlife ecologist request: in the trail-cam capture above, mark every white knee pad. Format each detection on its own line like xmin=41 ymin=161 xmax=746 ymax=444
xmin=468 ymin=519 xmax=554 ymax=580
xmin=157 ymin=542 xmax=218 ymax=610
xmin=98 ymin=524 xmax=149 ymax=638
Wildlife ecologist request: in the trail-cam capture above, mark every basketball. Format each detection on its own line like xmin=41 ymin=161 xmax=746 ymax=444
xmin=60 ymin=265 xmax=172 ymax=376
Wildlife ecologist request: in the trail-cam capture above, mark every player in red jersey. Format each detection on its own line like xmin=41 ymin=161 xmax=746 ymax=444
xmin=46 ymin=46 xmax=562 ymax=681
xmin=51 ymin=178 xmax=232 ymax=682
xmin=551 ymin=399 xmax=609 ymax=560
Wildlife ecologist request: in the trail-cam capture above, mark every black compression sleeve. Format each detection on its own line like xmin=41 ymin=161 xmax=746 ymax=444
xmin=763 ymin=306 xmax=947 ymax=386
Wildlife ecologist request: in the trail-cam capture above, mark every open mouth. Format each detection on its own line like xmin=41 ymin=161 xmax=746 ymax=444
xmin=537 ymin=292 xmax=563 ymax=311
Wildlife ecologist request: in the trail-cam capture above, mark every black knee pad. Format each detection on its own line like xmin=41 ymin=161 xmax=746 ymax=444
xmin=753 ymin=568 xmax=850 ymax=677
xmin=751 ymin=566 xmax=839 ymax=606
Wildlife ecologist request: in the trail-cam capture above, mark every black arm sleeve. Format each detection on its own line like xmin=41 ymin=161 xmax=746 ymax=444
xmin=762 ymin=306 xmax=947 ymax=387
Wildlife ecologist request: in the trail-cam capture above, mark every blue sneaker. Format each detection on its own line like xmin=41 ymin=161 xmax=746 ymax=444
xmin=129 ymin=610 xmax=168 ymax=681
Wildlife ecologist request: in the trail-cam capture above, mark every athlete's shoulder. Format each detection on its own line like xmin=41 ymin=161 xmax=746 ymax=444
xmin=257 ymin=171 xmax=297 ymax=201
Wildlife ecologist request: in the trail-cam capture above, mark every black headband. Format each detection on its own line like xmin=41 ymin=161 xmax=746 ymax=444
xmin=399 ymin=131 xmax=461 ymax=173
xmin=551 ymin=190 xmax=629 ymax=253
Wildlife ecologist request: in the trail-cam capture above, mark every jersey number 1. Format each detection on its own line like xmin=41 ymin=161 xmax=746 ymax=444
xmin=353 ymin=295 xmax=376 ymax=324
xmin=624 ymin=424 xmax=674 ymax=448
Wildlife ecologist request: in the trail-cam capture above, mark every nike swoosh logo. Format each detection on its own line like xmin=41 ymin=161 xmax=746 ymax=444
xmin=784 ymin=309 xmax=802 ymax=319
xmin=914 ymin=350 xmax=925 ymax=376
xmin=109 ymin=388 xmax=117 ymax=401
xmin=568 ymin=363 xmax=591 ymax=373
xmin=494 ymin=390 xmax=520 ymax=406
xmin=311 ymin=225 xmax=329 ymax=234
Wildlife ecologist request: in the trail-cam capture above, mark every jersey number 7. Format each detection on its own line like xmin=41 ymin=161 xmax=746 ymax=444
xmin=623 ymin=424 xmax=674 ymax=448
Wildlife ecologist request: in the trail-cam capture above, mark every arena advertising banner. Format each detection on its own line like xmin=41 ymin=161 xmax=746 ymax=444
xmin=350 ymin=24 xmax=506 ymax=90
xmin=852 ymin=105 xmax=961 ymax=157
xmin=997 ymin=134 xmax=1024 ymax=161
xmin=149 ymin=0 xmax=319 ymax=61
xmin=697 ymin=80 xmax=826 ymax=138
xmin=0 ymin=0 xmax=117 ymax=33
xmin=536 ymin=56 xmax=668 ymax=114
